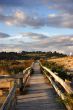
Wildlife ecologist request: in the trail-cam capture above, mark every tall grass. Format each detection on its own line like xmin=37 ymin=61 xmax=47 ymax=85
xmin=0 ymin=60 xmax=33 ymax=75
xmin=0 ymin=60 xmax=33 ymax=108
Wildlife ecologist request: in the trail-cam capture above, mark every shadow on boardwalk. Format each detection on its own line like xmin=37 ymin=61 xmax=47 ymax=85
xmin=16 ymin=62 xmax=66 ymax=110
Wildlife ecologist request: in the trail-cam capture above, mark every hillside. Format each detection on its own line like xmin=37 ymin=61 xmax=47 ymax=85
xmin=48 ymin=56 xmax=73 ymax=71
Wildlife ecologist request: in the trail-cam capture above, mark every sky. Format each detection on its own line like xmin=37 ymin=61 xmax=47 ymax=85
xmin=0 ymin=0 xmax=73 ymax=54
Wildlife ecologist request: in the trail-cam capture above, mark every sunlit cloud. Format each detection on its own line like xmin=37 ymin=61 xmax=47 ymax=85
xmin=0 ymin=32 xmax=73 ymax=54
xmin=0 ymin=0 xmax=73 ymax=54
xmin=21 ymin=32 xmax=48 ymax=40
xmin=0 ymin=10 xmax=73 ymax=28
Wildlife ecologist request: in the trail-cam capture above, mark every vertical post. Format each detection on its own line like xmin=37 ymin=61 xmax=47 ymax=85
xmin=12 ymin=80 xmax=17 ymax=110
xmin=30 ymin=62 xmax=34 ymax=75
xmin=19 ymin=77 xmax=24 ymax=93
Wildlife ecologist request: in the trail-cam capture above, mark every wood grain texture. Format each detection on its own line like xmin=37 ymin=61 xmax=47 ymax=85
xmin=41 ymin=65 xmax=73 ymax=94
xmin=16 ymin=62 xmax=66 ymax=110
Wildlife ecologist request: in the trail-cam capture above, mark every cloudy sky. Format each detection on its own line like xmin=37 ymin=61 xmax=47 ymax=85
xmin=0 ymin=0 xmax=73 ymax=54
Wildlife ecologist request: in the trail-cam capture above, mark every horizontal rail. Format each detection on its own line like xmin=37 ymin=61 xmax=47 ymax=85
xmin=0 ymin=67 xmax=31 ymax=80
xmin=40 ymin=61 xmax=73 ymax=110
xmin=40 ymin=63 xmax=73 ymax=95
xmin=0 ymin=64 xmax=33 ymax=110
xmin=43 ymin=71 xmax=72 ymax=110
xmin=23 ymin=67 xmax=31 ymax=75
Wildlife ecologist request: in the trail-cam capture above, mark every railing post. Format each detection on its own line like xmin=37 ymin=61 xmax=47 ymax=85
xmin=19 ymin=77 xmax=24 ymax=93
xmin=30 ymin=62 xmax=34 ymax=75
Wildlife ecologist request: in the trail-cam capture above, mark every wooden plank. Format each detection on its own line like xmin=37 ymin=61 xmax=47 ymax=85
xmin=43 ymin=71 xmax=72 ymax=110
xmin=16 ymin=62 xmax=66 ymax=110
xmin=0 ymin=65 xmax=32 ymax=110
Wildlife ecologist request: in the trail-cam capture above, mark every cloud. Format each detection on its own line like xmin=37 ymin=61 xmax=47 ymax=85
xmin=47 ymin=0 xmax=73 ymax=14
xmin=0 ymin=0 xmax=73 ymax=54
xmin=0 ymin=32 xmax=73 ymax=54
xmin=0 ymin=10 xmax=73 ymax=28
xmin=0 ymin=10 xmax=47 ymax=28
xmin=48 ymin=13 xmax=73 ymax=28
xmin=21 ymin=32 xmax=48 ymax=40
xmin=0 ymin=32 xmax=10 ymax=38
xmin=0 ymin=0 xmax=73 ymax=29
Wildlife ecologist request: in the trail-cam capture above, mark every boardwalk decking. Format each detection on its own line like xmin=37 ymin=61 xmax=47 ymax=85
xmin=16 ymin=62 xmax=66 ymax=110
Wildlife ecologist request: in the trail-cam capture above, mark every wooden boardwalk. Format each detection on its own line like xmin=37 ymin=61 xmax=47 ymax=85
xmin=16 ymin=62 xmax=66 ymax=110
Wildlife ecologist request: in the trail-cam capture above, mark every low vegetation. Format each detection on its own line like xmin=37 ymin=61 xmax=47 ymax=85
xmin=0 ymin=59 xmax=33 ymax=108
xmin=40 ymin=58 xmax=73 ymax=109
xmin=41 ymin=59 xmax=68 ymax=80
xmin=48 ymin=56 xmax=73 ymax=70
xmin=0 ymin=60 xmax=33 ymax=75
xmin=40 ymin=56 xmax=73 ymax=81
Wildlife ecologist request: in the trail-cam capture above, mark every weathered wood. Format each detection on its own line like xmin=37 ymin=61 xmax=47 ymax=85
xmin=1 ymin=81 xmax=17 ymax=110
xmin=1 ymin=62 xmax=70 ymax=110
xmin=19 ymin=77 xmax=24 ymax=92
xmin=23 ymin=67 xmax=31 ymax=75
xmin=43 ymin=71 xmax=72 ymax=110
xmin=0 ymin=66 xmax=31 ymax=80
xmin=19 ymin=70 xmax=31 ymax=92
xmin=0 ymin=66 xmax=32 ymax=110
xmin=39 ymin=61 xmax=73 ymax=110
xmin=40 ymin=63 xmax=73 ymax=95
xmin=16 ymin=62 xmax=66 ymax=110
xmin=23 ymin=70 xmax=31 ymax=86
xmin=0 ymin=74 xmax=23 ymax=79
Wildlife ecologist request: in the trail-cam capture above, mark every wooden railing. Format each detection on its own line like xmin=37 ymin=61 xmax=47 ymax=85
xmin=1 ymin=61 xmax=73 ymax=110
xmin=0 ymin=64 xmax=33 ymax=110
xmin=40 ymin=62 xmax=73 ymax=110
xmin=18 ymin=67 xmax=31 ymax=92
xmin=1 ymin=81 xmax=17 ymax=110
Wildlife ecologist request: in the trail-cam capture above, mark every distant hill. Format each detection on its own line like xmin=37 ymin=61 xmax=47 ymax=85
xmin=0 ymin=51 xmax=67 ymax=60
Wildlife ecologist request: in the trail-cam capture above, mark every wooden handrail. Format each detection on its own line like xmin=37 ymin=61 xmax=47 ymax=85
xmin=40 ymin=62 xmax=73 ymax=95
xmin=19 ymin=69 xmax=31 ymax=91
xmin=23 ymin=67 xmax=31 ymax=75
xmin=43 ymin=71 xmax=72 ymax=110
xmin=40 ymin=62 xmax=73 ymax=110
xmin=1 ymin=64 xmax=33 ymax=110
xmin=0 ymin=67 xmax=31 ymax=80
xmin=1 ymin=81 xmax=17 ymax=110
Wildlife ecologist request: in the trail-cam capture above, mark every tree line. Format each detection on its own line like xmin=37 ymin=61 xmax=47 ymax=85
xmin=0 ymin=51 xmax=67 ymax=60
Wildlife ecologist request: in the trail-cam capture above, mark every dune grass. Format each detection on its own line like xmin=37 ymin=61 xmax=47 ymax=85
xmin=0 ymin=60 xmax=33 ymax=75
xmin=0 ymin=60 xmax=33 ymax=108
xmin=48 ymin=56 xmax=73 ymax=70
